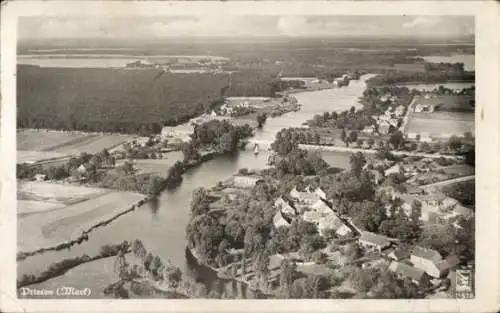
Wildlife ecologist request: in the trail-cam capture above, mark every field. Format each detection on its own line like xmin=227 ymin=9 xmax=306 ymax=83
xmin=26 ymin=257 xmax=117 ymax=299
xmin=406 ymin=112 xmax=474 ymax=137
xmin=17 ymin=181 xmax=144 ymax=253
xmin=115 ymin=151 xmax=184 ymax=175
xmin=17 ymin=130 xmax=136 ymax=163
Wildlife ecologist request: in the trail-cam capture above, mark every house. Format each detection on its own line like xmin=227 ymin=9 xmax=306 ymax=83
xmin=34 ymin=174 xmax=47 ymax=182
xmin=274 ymin=196 xmax=298 ymax=216
xmin=233 ymin=175 xmax=263 ymax=188
xmin=442 ymin=197 xmax=459 ymax=209
xmin=411 ymin=246 xmax=447 ymax=278
xmin=387 ymin=246 xmax=412 ymax=261
xmin=358 ymin=231 xmax=392 ymax=252
xmin=273 ymin=211 xmax=292 ymax=228
xmin=384 ymin=164 xmax=401 ymax=176
xmin=314 ymin=187 xmax=327 ymax=200
xmin=362 ymin=125 xmax=375 ymax=135
xmin=394 ymin=105 xmax=405 ymax=117
xmin=389 ymin=261 xmax=428 ymax=286
xmin=77 ymin=164 xmax=88 ymax=175
xmin=161 ymin=124 xmax=194 ymax=139
xmin=318 ymin=213 xmax=352 ymax=237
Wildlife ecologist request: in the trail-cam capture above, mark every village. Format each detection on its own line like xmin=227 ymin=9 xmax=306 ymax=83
xmin=189 ymin=145 xmax=474 ymax=298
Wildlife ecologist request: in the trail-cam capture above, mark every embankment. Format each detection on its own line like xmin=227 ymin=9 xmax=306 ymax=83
xmin=16 ymin=197 xmax=150 ymax=261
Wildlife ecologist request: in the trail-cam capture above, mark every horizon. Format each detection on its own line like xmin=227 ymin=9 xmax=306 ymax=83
xmin=19 ymin=15 xmax=474 ymax=43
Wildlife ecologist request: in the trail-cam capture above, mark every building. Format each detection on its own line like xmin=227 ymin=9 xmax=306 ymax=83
xmin=318 ymin=214 xmax=352 ymax=237
xmin=395 ymin=105 xmax=405 ymax=117
xmin=233 ymin=175 xmax=263 ymax=189
xmin=362 ymin=125 xmax=376 ymax=135
xmin=387 ymin=246 xmax=412 ymax=261
xmin=289 ymin=186 xmax=321 ymax=205
xmin=410 ymin=246 xmax=446 ymax=278
xmin=389 ymin=261 xmax=428 ymax=286
xmin=274 ymin=196 xmax=298 ymax=216
xmin=358 ymin=231 xmax=392 ymax=252
xmin=273 ymin=211 xmax=292 ymax=228
xmin=34 ymin=174 xmax=47 ymax=181
xmin=384 ymin=164 xmax=401 ymax=176
xmin=314 ymin=187 xmax=327 ymax=200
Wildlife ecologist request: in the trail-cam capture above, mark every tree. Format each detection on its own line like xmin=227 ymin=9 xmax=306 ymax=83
xmin=410 ymin=200 xmax=422 ymax=224
xmin=190 ymin=187 xmax=210 ymax=215
xmin=256 ymin=113 xmax=268 ymax=129
xmin=367 ymin=138 xmax=375 ymax=148
xmin=349 ymin=152 xmax=367 ymax=179
xmin=389 ymin=130 xmax=404 ymax=149
xmin=348 ymin=131 xmax=358 ymax=144
xmin=279 ymin=258 xmax=297 ymax=298
xmin=341 ymin=129 xmax=347 ymax=146
xmin=144 ymin=252 xmax=154 ymax=271
xmin=131 ymin=239 xmax=146 ymax=260
xmin=448 ymin=135 xmax=462 ymax=150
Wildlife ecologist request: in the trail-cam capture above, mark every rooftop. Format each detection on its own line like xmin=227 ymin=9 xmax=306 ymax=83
xmin=359 ymin=231 xmax=390 ymax=247
xmin=411 ymin=246 xmax=442 ymax=262
xmin=389 ymin=261 xmax=426 ymax=281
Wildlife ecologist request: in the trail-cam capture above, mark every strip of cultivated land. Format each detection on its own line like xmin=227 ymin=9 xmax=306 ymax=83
xmin=17 ymin=129 xmax=137 ymax=163
xmin=17 ymin=181 xmax=144 ymax=253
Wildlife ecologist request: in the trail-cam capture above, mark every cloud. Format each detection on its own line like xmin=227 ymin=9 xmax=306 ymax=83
xmin=19 ymin=15 xmax=474 ymax=40
xmin=402 ymin=16 xmax=442 ymax=29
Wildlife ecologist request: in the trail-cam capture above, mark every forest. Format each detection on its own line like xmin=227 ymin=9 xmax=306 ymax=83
xmin=17 ymin=66 xmax=278 ymax=134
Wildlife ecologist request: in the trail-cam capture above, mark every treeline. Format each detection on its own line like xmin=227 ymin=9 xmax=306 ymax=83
xmin=17 ymin=66 xmax=281 ymax=134
xmin=17 ymin=149 xmax=183 ymax=196
xmin=17 ymin=241 xmax=130 ymax=288
xmin=366 ymin=69 xmax=475 ymax=86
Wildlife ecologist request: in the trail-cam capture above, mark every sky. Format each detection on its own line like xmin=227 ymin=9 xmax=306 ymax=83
xmin=19 ymin=15 xmax=474 ymax=40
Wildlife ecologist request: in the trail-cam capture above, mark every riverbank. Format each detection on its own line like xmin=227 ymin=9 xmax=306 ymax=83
xmin=186 ymin=246 xmax=277 ymax=298
xmin=17 ymin=196 xmax=149 ymax=261
xmin=18 ymin=242 xmax=130 ymax=288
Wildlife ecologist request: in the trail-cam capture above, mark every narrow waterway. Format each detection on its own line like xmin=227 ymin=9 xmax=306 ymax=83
xmin=19 ymin=74 xmax=374 ymax=296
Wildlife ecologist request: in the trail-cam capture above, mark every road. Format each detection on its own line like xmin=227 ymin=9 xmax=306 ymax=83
xmin=246 ymin=139 xmax=463 ymax=160
xmin=419 ymin=175 xmax=475 ymax=189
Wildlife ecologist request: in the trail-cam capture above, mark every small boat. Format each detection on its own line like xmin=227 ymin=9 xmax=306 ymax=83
xmin=253 ymin=144 xmax=259 ymax=155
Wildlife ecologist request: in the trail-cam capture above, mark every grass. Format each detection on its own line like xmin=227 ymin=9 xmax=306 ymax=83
xmin=26 ymin=257 xmax=117 ymax=299
xmin=17 ymin=130 xmax=92 ymax=151
xmin=17 ymin=182 xmax=144 ymax=253
xmin=406 ymin=114 xmax=474 ymax=136
xmin=17 ymin=130 xmax=137 ymax=162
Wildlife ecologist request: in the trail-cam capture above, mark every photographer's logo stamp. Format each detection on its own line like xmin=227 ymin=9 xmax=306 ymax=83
xmin=455 ymin=267 xmax=474 ymax=299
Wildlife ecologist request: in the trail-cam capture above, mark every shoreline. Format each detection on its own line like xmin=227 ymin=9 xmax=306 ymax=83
xmin=186 ymin=246 xmax=277 ymax=298
xmin=16 ymin=196 xmax=150 ymax=261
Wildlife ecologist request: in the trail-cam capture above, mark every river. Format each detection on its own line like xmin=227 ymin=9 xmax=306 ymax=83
xmin=19 ymin=74 xmax=374 ymax=297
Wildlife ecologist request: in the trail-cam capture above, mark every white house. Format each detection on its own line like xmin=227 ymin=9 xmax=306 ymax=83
xmin=410 ymin=246 xmax=446 ymax=278
xmin=273 ymin=211 xmax=291 ymax=228
xmin=389 ymin=261 xmax=427 ymax=286
xmin=358 ymin=231 xmax=392 ymax=252
xmin=384 ymin=164 xmax=401 ymax=176
xmin=314 ymin=187 xmax=327 ymax=200
xmin=318 ymin=214 xmax=352 ymax=237
xmin=274 ymin=196 xmax=298 ymax=216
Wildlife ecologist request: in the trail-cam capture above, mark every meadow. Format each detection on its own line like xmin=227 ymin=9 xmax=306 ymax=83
xmin=17 ymin=130 xmax=137 ymax=163
xmin=406 ymin=112 xmax=475 ymax=137
xmin=17 ymin=181 xmax=144 ymax=253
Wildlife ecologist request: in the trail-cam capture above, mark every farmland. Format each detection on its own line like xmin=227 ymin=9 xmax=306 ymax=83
xmin=17 ymin=181 xmax=144 ymax=253
xmin=25 ymin=257 xmax=117 ymax=299
xmin=17 ymin=129 xmax=137 ymax=163
xmin=406 ymin=112 xmax=474 ymax=137
xmin=115 ymin=151 xmax=184 ymax=176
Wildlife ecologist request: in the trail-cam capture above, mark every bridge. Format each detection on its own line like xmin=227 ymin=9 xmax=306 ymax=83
xmin=245 ymin=139 xmax=463 ymax=160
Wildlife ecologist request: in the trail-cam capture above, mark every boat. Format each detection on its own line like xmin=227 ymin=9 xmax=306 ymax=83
xmin=253 ymin=144 xmax=259 ymax=155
